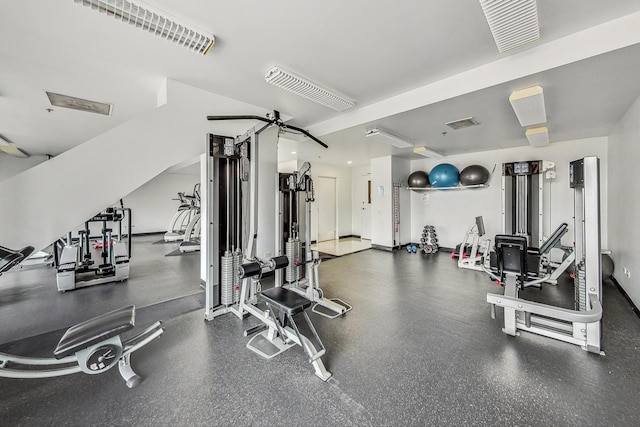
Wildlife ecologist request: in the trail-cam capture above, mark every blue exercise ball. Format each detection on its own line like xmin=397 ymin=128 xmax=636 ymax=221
xmin=429 ymin=163 xmax=459 ymax=188
xmin=408 ymin=171 xmax=430 ymax=188
xmin=459 ymin=165 xmax=490 ymax=186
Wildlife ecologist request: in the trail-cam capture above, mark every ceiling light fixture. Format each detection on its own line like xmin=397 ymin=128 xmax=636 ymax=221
xmin=413 ymin=146 xmax=444 ymax=159
xmin=46 ymin=92 xmax=113 ymax=116
xmin=0 ymin=134 xmax=29 ymax=158
xmin=445 ymin=117 xmax=480 ymax=130
xmin=74 ymin=0 xmax=215 ymax=55
xmin=509 ymin=85 xmax=546 ymax=127
xmin=479 ymin=0 xmax=540 ymax=53
xmin=265 ymin=66 xmax=355 ymax=111
xmin=365 ymin=128 xmax=412 ymax=148
xmin=525 ymin=126 xmax=549 ymax=147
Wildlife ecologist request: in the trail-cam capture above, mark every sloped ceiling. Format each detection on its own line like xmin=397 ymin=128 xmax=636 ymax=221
xmin=1 ymin=1 xmax=640 ymax=166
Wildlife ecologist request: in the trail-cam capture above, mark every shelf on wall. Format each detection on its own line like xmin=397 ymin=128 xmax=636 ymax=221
xmin=406 ymin=183 xmax=489 ymax=192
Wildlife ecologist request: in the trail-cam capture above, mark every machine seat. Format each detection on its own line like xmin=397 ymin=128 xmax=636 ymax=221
xmin=54 ymin=305 xmax=135 ymax=359
xmin=259 ymin=287 xmax=312 ymax=316
xmin=0 ymin=245 xmax=35 ymax=274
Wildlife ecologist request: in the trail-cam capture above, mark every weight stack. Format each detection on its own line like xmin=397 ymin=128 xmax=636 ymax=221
xmin=221 ymin=251 xmax=234 ymax=305
xmin=285 ymin=238 xmax=302 ymax=283
xmin=232 ymin=249 xmax=242 ymax=304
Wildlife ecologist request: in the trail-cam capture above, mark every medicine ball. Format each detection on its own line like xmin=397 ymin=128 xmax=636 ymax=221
xmin=459 ymin=165 xmax=490 ymax=186
xmin=408 ymin=171 xmax=430 ymax=188
xmin=429 ymin=163 xmax=459 ymax=188
xmin=602 ymin=254 xmax=614 ymax=280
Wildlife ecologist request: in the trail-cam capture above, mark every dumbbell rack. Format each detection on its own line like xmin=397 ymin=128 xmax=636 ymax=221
xmin=419 ymin=225 xmax=439 ymax=254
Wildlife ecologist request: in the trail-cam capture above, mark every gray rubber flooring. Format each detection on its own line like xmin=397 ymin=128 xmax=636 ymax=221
xmin=1 ymin=238 xmax=640 ymax=426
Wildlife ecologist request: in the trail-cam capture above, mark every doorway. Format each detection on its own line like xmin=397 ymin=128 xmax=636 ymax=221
xmin=316 ymin=176 xmax=337 ymax=242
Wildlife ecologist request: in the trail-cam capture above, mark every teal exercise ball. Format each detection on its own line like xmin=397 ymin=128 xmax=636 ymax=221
xmin=429 ymin=163 xmax=459 ymax=188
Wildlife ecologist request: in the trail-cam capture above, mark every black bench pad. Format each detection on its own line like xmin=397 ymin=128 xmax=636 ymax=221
xmin=54 ymin=305 xmax=135 ymax=359
xmin=0 ymin=245 xmax=35 ymax=274
xmin=259 ymin=287 xmax=312 ymax=316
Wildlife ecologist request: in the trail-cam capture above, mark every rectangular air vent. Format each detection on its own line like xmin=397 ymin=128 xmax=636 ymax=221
xmin=445 ymin=117 xmax=480 ymax=130
xmin=46 ymin=92 xmax=113 ymax=116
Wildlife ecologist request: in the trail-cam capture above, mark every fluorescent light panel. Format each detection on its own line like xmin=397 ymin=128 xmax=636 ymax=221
xmin=509 ymin=85 xmax=546 ymax=126
xmin=525 ymin=126 xmax=549 ymax=147
xmin=74 ymin=0 xmax=215 ymax=55
xmin=365 ymin=128 xmax=412 ymax=148
xmin=479 ymin=0 xmax=540 ymax=53
xmin=413 ymin=146 xmax=444 ymax=159
xmin=265 ymin=66 xmax=355 ymax=111
xmin=0 ymin=135 xmax=29 ymax=158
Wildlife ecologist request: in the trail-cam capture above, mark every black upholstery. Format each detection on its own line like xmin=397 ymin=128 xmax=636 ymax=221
xmin=0 ymin=245 xmax=35 ymax=275
xmin=495 ymin=235 xmax=528 ymax=279
xmin=53 ymin=305 xmax=135 ymax=359
xmin=259 ymin=287 xmax=312 ymax=316
xmin=528 ymin=223 xmax=569 ymax=256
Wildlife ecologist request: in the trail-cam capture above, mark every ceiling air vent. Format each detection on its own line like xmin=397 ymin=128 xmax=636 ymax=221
xmin=46 ymin=92 xmax=113 ymax=116
xmin=445 ymin=117 xmax=480 ymax=130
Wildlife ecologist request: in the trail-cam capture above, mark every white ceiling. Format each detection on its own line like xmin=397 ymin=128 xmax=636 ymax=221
xmin=2 ymin=1 xmax=640 ymax=168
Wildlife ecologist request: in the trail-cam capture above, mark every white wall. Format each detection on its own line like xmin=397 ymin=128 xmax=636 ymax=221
xmin=410 ymin=137 xmax=609 ymax=249
xmin=392 ymin=156 xmax=411 ymax=246
xmin=351 ymin=164 xmax=371 ymax=238
xmin=608 ymin=94 xmax=640 ymax=307
xmin=0 ymin=80 xmax=272 ymax=251
xmin=0 ymin=155 xmax=48 ymax=182
xmin=122 ymin=171 xmax=199 ymax=234
xmin=305 ymin=161 xmax=353 ymax=239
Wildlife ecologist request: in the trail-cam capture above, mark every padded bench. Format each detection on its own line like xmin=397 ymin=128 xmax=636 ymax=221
xmin=54 ymin=305 xmax=135 ymax=359
xmin=259 ymin=287 xmax=312 ymax=316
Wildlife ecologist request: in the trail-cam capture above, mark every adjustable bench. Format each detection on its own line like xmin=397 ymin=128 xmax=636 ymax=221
xmin=0 ymin=245 xmax=164 ymax=387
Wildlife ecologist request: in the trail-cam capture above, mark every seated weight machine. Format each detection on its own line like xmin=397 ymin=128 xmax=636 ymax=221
xmin=485 ymin=157 xmax=603 ymax=354
xmin=455 ymin=216 xmax=491 ymax=271
xmin=202 ymin=115 xmax=333 ymax=380
xmin=0 ymin=245 xmax=163 ymax=387
xmin=56 ymin=206 xmax=131 ymax=292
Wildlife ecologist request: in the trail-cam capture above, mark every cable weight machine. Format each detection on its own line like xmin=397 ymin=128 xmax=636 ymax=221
xmin=202 ymin=113 xmax=335 ymax=380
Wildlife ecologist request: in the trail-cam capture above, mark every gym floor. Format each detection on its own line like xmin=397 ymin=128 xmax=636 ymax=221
xmin=1 ymin=235 xmax=639 ymax=426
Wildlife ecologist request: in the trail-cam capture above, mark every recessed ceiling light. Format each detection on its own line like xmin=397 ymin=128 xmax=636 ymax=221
xmin=347 ymin=161 xmax=352 ymax=164
xmin=291 ymin=151 xmax=296 ymax=154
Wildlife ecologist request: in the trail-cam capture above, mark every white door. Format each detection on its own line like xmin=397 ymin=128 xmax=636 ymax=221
xmin=317 ymin=176 xmax=337 ymax=242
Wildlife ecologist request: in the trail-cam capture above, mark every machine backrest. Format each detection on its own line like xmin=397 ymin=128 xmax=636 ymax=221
xmin=495 ymin=235 xmax=528 ymax=278
xmin=538 ymin=223 xmax=568 ymax=255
